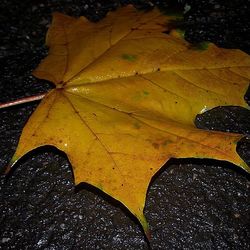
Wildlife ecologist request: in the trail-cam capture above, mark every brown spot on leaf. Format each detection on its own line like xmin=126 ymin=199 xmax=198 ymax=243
xmin=152 ymin=142 xmax=160 ymax=149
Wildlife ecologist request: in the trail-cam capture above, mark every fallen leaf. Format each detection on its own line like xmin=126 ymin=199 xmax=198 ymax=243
xmin=8 ymin=6 xmax=250 ymax=235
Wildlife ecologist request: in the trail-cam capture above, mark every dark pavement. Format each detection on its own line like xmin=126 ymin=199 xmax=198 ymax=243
xmin=0 ymin=1 xmax=249 ymax=249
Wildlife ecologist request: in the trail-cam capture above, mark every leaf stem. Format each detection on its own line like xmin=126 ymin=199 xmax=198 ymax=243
xmin=0 ymin=93 xmax=46 ymax=109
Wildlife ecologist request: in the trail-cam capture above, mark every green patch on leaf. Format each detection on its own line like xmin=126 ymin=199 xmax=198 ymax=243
xmin=191 ymin=42 xmax=210 ymax=51
xmin=132 ymin=90 xmax=150 ymax=101
xmin=162 ymin=140 xmax=171 ymax=146
xmin=122 ymin=54 xmax=137 ymax=62
xmin=133 ymin=122 xmax=141 ymax=129
xmin=174 ymin=28 xmax=185 ymax=38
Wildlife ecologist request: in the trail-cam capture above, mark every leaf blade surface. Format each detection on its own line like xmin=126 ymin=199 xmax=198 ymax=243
xmin=11 ymin=5 xmax=250 ymax=233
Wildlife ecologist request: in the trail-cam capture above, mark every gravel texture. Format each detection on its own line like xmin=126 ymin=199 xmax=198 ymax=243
xmin=0 ymin=1 xmax=249 ymax=249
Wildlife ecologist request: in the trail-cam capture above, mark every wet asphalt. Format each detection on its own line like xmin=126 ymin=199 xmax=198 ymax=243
xmin=0 ymin=1 xmax=249 ymax=249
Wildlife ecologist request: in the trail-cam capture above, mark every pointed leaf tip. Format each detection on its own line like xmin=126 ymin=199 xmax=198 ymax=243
xmin=4 ymin=164 xmax=11 ymax=175
xmin=240 ymin=161 xmax=250 ymax=174
xmin=145 ymin=228 xmax=151 ymax=242
xmin=138 ymin=214 xmax=151 ymax=240
xmin=3 ymin=157 xmax=17 ymax=175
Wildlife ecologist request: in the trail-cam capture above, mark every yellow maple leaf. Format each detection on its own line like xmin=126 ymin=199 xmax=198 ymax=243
xmin=8 ymin=6 xmax=250 ymax=236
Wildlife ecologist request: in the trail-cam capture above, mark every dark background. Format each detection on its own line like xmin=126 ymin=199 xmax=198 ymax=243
xmin=0 ymin=0 xmax=249 ymax=249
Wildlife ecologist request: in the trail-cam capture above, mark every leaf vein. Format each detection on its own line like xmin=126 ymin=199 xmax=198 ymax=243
xmin=64 ymin=13 xmax=163 ymax=84
xmin=62 ymin=92 xmax=127 ymax=179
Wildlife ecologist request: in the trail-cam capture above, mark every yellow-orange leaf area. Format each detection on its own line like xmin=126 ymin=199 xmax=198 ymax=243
xmin=10 ymin=6 xmax=250 ymax=234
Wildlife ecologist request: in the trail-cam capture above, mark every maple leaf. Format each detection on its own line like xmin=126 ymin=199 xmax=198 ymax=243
xmin=7 ymin=6 xmax=250 ymax=235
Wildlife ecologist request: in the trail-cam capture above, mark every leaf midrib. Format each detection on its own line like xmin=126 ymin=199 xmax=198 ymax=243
xmin=64 ymin=90 xmax=241 ymax=161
